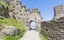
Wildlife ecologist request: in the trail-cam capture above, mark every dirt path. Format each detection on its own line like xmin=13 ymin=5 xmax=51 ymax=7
xmin=20 ymin=30 xmax=41 ymax=40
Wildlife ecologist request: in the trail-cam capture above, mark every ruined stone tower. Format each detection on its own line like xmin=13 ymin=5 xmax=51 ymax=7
xmin=6 ymin=0 xmax=43 ymax=31
xmin=41 ymin=5 xmax=64 ymax=40
xmin=54 ymin=5 xmax=64 ymax=21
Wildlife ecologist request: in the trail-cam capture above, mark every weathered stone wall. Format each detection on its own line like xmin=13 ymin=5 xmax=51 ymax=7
xmin=41 ymin=5 xmax=64 ymax=40
xmin=54 ymin=5 xmax=64 ymax=21
xmin=41 ymin=21 xmax=64 ymax=40
xmin=6 ymin=0 xmax=43 ymax=31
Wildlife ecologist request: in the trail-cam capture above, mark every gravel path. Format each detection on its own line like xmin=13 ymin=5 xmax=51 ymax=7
xmin=20 ymin=30 xmax=41 ymax=40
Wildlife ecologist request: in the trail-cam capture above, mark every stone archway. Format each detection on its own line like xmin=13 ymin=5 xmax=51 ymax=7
xmin=6 ymin=0 xmax=43 ymax=32
xmin=29 ymin=20 xmax=37 ymax=30
xmin=28 ymin=20 xmax=41 ymax=31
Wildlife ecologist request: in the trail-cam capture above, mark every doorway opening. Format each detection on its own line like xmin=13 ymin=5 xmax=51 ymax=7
xmin=30 ymin=21 xmax=37 ymax=30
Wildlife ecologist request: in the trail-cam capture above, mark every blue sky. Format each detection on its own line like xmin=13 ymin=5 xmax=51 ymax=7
xmin=21 ymin=0 xmax=64 ymax=21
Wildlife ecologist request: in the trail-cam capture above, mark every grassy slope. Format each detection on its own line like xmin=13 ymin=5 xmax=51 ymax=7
xmin=40 ymin=34 xmax=48 ymax=40
xmin=0 ymin=17 xmax=26 ymax=40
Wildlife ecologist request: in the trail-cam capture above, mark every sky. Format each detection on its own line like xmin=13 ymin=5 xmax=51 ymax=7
xmin=21 ymin=0 xmax=64 ymax=21
xmin=30 ymin=21 xmax=36 ymax=29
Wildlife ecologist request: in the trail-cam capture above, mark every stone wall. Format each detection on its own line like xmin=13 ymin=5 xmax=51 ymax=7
xmin=41 ymin=5 xmax=64 ymax=40
xmin=5 ymin=0 xmax=43 ymax=31
xmin=41 ymin=21 xmax=64 ymax=40
xmin=54 ymin=5 xmax=64 ymax=21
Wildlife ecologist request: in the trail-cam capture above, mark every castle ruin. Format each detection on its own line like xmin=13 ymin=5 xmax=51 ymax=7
xmin=41 ymin=5 xmax=64 ymax=40
xmin=54 ymin=5 xmax=64 ymax=21
xmin=6 ymin=0 xmax=43 ymax=31
xmin=1 ymin=0 xmax=64 ymax=40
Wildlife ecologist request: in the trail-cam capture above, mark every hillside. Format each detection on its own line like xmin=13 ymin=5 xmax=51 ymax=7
xmin=0 ymin=17 xmax=26 ymax=40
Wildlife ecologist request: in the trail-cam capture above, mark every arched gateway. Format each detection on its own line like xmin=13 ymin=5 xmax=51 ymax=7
xmin=7 ymin=0 xmax=43 ymax=32
xmin=29 ymin=20 xmax=37 ymax=30
xmin=23 ymin=8 xmax=43 ymax=31
xmin=19 ymin=8 xmax=42 ymax=32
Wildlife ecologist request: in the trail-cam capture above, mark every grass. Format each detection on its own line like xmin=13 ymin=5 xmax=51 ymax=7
xmin=40 ymin=34 xmax=48 ymax=40
xmin=0 ymin=17 xmax=26 ymax=40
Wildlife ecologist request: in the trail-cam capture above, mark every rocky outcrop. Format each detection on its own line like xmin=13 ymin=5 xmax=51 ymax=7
xmin=2 ymin=26 xmax=20 ymax=36
xmin=0 ymin=26 xmax=20 ymax=40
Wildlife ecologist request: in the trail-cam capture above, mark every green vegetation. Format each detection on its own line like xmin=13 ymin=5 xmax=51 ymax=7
xmin=0 ymin=0 xmax=12 ymax=10
xmin=0 ymin=17 xmax=26 ymax=40
xmin=40 ymin=34 xmax=48 ymax=40
xmin=0 ymin=1 xmax=25 ymax=40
